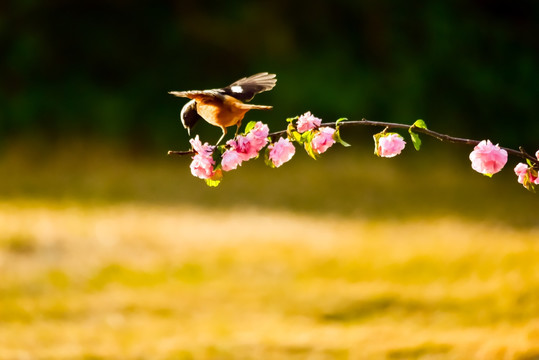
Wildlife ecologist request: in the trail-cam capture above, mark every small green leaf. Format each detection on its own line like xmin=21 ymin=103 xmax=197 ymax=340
xmin=264 ymin=147 xmax=275 ymax=168
xmin=409 ymin=130 xmax=422 ymax=151
xmin=205 ymin=178 xmax=221 ymax=187
xmin=301 ymin=129 xmax=316 ymax=144
xmin=412 ymin=119 xmax=427 ymax=129
xmin=373 ymin=132 xmax=383 ymax=156
xmin=304 ymin=141 xmax=319 ymax=160
xmin=243 ymin=121 xmax=257 ymax=134
xmin=336 ymin=117 xmax=348 ymax=125
xmin=408 ymin=119 xmax=426 ymax=151
xmin=334 ymin=127 xmax=351 ymax=147
xmin=286 ymin=116 xmax=299 ymax=123
xmin=291 ymin=130 xmax=302 ymax=143
xmin=205 ymin=168 xmax=223 ymax=187
xmin=523 ymin=174 xmax=536 ymax=192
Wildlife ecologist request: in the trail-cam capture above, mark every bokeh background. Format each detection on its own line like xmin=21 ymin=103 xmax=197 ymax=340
xmin=1 ymin=1 xmax=539 ymax=359
xmin=3 ymin=0 xmax=539 ymax=147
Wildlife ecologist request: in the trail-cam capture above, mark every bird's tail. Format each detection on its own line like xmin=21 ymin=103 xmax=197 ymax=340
xmin=169 ymin=91 xmax=194 ymax=98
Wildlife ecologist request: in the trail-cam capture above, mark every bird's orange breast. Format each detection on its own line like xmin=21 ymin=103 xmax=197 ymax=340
xmin=195 ymin=95 xmax=249 ymax=128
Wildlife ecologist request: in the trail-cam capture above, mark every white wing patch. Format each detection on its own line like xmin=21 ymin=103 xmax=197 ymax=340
xmin=231 ymin=85 xmax=243 ymax=93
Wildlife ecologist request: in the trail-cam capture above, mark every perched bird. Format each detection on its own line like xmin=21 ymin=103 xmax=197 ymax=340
xmin=169 ymin=72 xmax=277 ymax=145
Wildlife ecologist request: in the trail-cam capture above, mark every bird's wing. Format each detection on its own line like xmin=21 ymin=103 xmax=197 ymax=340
xmin=221 ymin=72 xmax=277 ymax=102
xmin=169 ymin=90 xmax=226 ymax=103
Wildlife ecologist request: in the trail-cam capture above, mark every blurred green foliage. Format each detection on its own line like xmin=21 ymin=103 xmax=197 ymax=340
xmin=1 ymin=1 xmax=538 ymax=148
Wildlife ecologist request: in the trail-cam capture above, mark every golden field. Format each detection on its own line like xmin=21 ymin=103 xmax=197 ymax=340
xmin=1 ymin=138 xmax=538 ymax=359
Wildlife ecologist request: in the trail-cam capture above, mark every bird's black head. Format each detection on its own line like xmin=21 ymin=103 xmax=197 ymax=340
xmin=180 ymin=99 xmax=202 ymax=135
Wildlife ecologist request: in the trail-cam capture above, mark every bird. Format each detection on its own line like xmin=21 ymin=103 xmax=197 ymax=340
xmin=169 ymin=72 xmax=277 ymax=145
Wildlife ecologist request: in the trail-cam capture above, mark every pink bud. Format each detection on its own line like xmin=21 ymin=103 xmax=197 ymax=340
xmin=469 ymin=140 xmax=508 ymax=176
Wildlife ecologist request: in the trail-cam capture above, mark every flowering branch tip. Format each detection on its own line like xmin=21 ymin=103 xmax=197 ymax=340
xmin=166 ymin=113 xmax=537 ymax=192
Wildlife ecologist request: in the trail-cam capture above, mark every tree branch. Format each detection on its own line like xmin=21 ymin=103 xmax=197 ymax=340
xmin=168 ymin=118 xmax=538 ymax=163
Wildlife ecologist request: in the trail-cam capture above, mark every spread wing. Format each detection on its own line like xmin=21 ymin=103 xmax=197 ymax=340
xmin=221 ymin=72 xmax=277 ymax=102
xmin=168 ymin=89 xmax=226 ymax=103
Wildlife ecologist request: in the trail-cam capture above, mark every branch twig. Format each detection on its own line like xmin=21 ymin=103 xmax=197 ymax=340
xmin=168 ymin=118 xmax=538 ymax=163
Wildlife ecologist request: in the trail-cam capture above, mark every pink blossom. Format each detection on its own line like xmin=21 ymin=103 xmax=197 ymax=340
xmin=269 ymin=138 xmax=296 ymax=167
xmin=221 ymin=149 xmax=244 ymax=172
xmin=377 ymin=133 xmax=406 ymax=158
xmin=536 ymin=150 xmax=539 ymax=160
xmin=469 ymin=140 xmax=508 ymax=176
xmin=245 ymin=122 xmax=269 ymax=153
xmin=190 ymin=154 xmax=215 ymax=179
xmin=297 ymin=111 xmax=322 ymax=133
xmin=189 ymin=135 xmax=216 ymax=179
xmin=232 ymin=135 xmax=259 ymax=160
xmin=311 ymin=127 xmax=336 ymax=154
xmin=514 ymin=163 xmax=539 ymax=185
xmin=189 ymin=135 xmax=213 ymax=157
xmin=226 ymin=127 xmax=266 ymax=162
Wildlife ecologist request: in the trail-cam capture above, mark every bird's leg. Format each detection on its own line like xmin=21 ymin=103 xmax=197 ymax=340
xmin=234 ymin=122 xmax=242 ymax=138
xmin=216 ymin=127 xmax=227 ymax=145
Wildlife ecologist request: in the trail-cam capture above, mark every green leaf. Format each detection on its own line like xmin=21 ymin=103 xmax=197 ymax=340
xmin=523 ymin=174 xmax=536 ymax=192
xmin=334 ymin=119 xmax=351 ymax=147
xmin=373 ymin=132 xmax=383 ymax=156
xmin=412 ymin=119 xmax=427 ymax=129
xmin=291 ymin=130 xmax=302 ymax=143
xmin=335 ymin=117 xmax=348 ymax=125
xmin=303 ymin=141 xmax=319 ymax=160
xmin=408 ymin=119 xmax=427 ymax=151
xmin=409 ymin=130 xmax=422 ymax=151
xmin=243 ymin=121 xmax=257 ymax=134
xmin=300 ymin=129 xmax=315 ymax=144
xmin=264 ymin=147 xmax=275 ymax=168
xmin=286 ymin=116 xmax=299 ymax=123
xmin=205 ymin=168 xmax=223 ymax=187
xmin=334 ymin=127 xmax=351 ymax=147
xmin=205 ymin=178 xmax=221 ymax=187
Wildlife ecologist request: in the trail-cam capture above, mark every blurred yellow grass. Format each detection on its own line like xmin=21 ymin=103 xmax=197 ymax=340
xmin=2 ymin=201 xmax=539 ymax=359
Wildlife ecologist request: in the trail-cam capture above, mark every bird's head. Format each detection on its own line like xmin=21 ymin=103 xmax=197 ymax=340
xmin=180 ymin=99 xmax=202 ymax=136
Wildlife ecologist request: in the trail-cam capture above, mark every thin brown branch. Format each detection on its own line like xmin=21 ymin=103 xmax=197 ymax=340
xmin=168 ymin=118 xmax=538 ymax=163
xmin=168 ymin=150 xmax=195 ymax=156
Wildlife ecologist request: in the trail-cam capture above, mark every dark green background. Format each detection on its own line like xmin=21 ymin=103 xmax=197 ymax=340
xmin=2 ymin=1 xmax=538 ymax=149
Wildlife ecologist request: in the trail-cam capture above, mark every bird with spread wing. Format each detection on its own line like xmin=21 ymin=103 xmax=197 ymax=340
xmin=169 ymin=73 xmax=277 ymax=145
